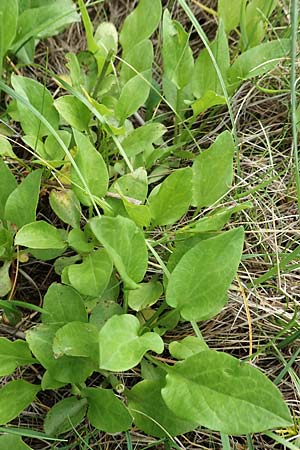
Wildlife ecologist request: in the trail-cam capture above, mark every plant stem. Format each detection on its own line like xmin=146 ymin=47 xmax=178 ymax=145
xmin=191 ymin=320 xmax=204 ymax=341
xmin=290 ymin=0 xmax=300 ymax=214
xmin=246 ymin=434 xmax=254 ymax=450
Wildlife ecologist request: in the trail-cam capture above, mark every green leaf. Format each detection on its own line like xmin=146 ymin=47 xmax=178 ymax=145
xmin=0 ymin=434 xmax=32 ymax=450
xmin=110 ymin=168 xmax=148 ymax=203
xmin=26 ymin=324 xmax=94 ymax=383
xmin=192 ymin=21 xmax=229 ymax=98
xmin=26 ymin=324 xmax=58 ymax=369
xmin=67 ymin=228 xmax=94 ymax=254
xmin=166 ymin=228 xmax=244 ymax=321
xmin=115 ymin=72 xmax=151 ymax=123
xmin=169 ymin=336 xmax=208 ymax=360
xmin=94 ymin=22 xmax=118 ymax=73
xmin=128 ymin=379 xmax=198 ymax=437
xmin=122 ymin=123 xmax=166 ymax=159
xmin=119 ymin=0 xmax=162 ymax=53
xmin=44 ymin=397 xmax=87 ymax=437
xmin=148 ymin=167 xmax=192 ymax=226
xmin=89 ymin=300 xmax=123 ymax=330
xmin=90 ymin=216 xmax=148 ymax=289
xmin=128 ymin=280 xmax=163 ymax=311
xmin=67 ymin=249 xmax=113 ymax=297
xmin=42 ymin=283 xmax=87 ymax=326
xmin=0 ymin=338 xmax=35 ymax=376
xmin=228 ymin=39 xmax=290 ymax=90
xmin=0 ymin=136 xmax=15 ymax=158
xmin=0 ymin=380 xmax=39 ymax=425
xmin=162 ymin=9 xmax=194 ymax=89
xmin=162 ymin=351 xmax=292 ymax=434
xmin=53 ymin=322 xmax=98 ymax=362
xmin=192 ymin=131 xmax=234 ymax=208
xmin=191 ymin=90 xmax=226 ymax=116
xmin=49 ymin=189 xmax=81 ymax=228
xmin=99 ymin=314 xmax=164 ymax=371
xmin=71 ymin=129 xmax=109 ymax=206
xmin=121 ymin=39 xmax=153 ymax=83
xmin=12 ymin=0 xmax=80 ymax=55
xmin=41 ymin=370 xmax=66 ymax=390
xmin=0 ymin=262 xmax=11 ymax=297
xmin=15 ymin=221 xmax=66 ymax=249
xmin=218 ymin=0 xmax=242 ymax=32
xmin=11 ymin=75 xmax=59 ymax=138
xmin=243 ymin=0 xmax=277 ymax=48
xmin=123 ymin=200 xmax=151 ymax=228
xmin=54 ymin=95 xmax=91 ymax=131
xmin=84 ymin=387 xmax=132 ymax=433
xmin=0 ymin=0 xmax=18 ymax=74
xmin=0 ymin=159 xmax=17 ymax=219
xmin=5 ymin=169 xmax=42 ymax=229
xmin=191 ymin=202 xmax=252 ymax=233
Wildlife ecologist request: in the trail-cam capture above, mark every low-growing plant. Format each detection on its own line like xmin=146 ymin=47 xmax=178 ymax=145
xmin=0 ymin=0 xmax=294 ymax=448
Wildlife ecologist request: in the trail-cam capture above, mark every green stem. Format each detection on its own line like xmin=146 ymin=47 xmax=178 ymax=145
xmin=191 ymin=320 xmax=204 ymax=341
xmin=290 ymin=0 xmax=300 ymax=214
xmin=220 ymin=433 xmax=231 ymax=450
xmin=246 ymin=434 xmax=254 ymax=450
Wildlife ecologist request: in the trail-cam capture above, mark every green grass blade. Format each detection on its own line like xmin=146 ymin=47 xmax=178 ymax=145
xmin=290 ymin=0 xmax=300 ymax=214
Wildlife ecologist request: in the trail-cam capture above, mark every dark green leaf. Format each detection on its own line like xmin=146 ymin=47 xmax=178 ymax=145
xmin=84 ymin=387 xmax=132 ymax=433
xmin=0 ymin=380 xmax=39 ymax=425
xmin=128 ymin=379 xmax=198 ymax=437
xmin=0 ymin=338 xmax=35 ymax=376
xmin=44 ymin=397 xmax=87 ymax=436
xmin=42 ymin=283 xmax=87 ymax=326
xmin=54 ymin=95 xmax=91 ymax=131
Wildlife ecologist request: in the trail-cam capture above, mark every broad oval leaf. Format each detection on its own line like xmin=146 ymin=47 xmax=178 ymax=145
xmin=44 ymin=396 xmax=88 ymax=436
xmin=128 ymin=279 xmax=163 ymax=311
xmin=120 ymin=0 xmax=162 ymax=53
xmin=42 ymin=283 xmax=87 ymax=326
xmin=0 ymin=337 xmax=35 ymax=376
xmin=54 ymin=95 xmax=91 ymax=131
xmin=166 ymin=227 xmax=244 ymax=321
xmin=5 ymin=169 xmax=42 ymax=229
xmin=192 ymin=21 xmax=229 ymax=98
xmin=128 ymin=379 xmax=198 ymax=437
xmin=49 ymin=189 xmax=81 ymax=228
xmin=67 ymin=249 xmax=113 ymax=297
xmin=84 ymin=387 xmax=132 ymax=433
xmin=98 ymin=314 xmax=164 ymax=371
xmin=115 ymin=72 xmax=151 ymax=123
xmin=121 ymin=39 xmax=154 ymax=83
xmin=162 ymin=351 xmax=292 ymax=435
xmin=53 ymin=322 xmax=98 ymax=362
xmin=0 ymin=380 xmax=39 ymax=425
xmin=192 ymin=131 xmax=234 ymax=208
xmin=0 ymin=434 xmax=32 ymax=450
xmin=15 ymin=221 xmax=66 ymax=249
xmin=228 ymin=39 xmax=290 ymax=91
xmin=90 ymin=216 xmax=148 ymax=289
xmin=148 ymin=167 xmax=192 ymax=226
xmin=11 ymin=74 xmax=59 ymax=137
xmin=71 ymin=129 xmax=109 ymax=206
